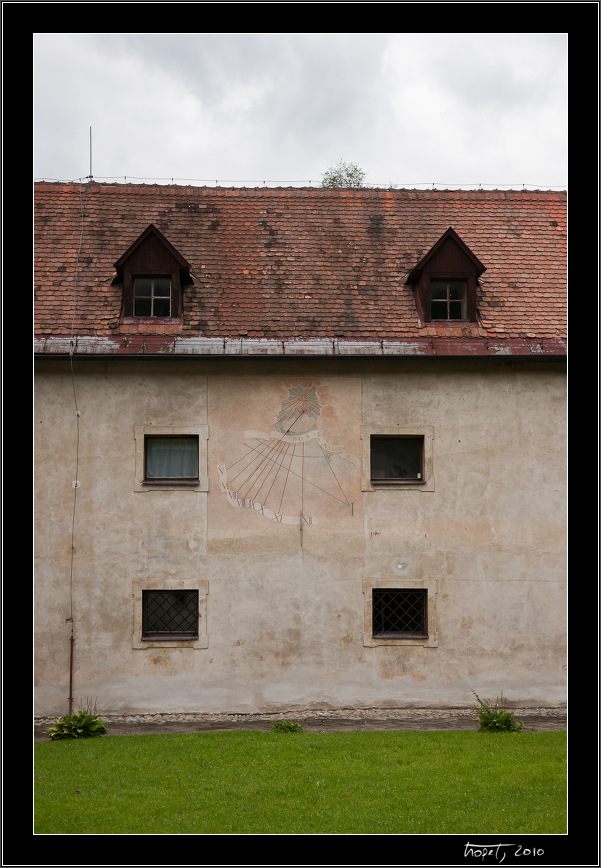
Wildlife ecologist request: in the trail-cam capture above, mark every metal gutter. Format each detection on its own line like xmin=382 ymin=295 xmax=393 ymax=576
xmin=34 ymin=335 xmax=567 ymax=359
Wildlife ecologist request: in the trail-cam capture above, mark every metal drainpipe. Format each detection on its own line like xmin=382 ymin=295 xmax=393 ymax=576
xmin=67 ymin=619 xmax=74 ymax=714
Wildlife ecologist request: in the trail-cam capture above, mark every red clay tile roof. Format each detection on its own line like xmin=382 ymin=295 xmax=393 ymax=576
xmin=34 ymin=182 xmax=566 ymax=357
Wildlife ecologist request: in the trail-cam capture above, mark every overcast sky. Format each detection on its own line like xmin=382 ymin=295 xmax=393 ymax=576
xmin=33 ymin=32 xmax=567 ymax=190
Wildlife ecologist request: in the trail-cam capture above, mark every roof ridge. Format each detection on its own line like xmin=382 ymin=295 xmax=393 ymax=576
xmin=33 ymin=180 xmax=567 ymax=197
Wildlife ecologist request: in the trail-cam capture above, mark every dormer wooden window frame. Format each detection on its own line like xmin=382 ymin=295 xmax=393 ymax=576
xmin=406 ymin=227 xmax=485 ymax=325
xmin=114 ymin=224 xmax=191 ymax=321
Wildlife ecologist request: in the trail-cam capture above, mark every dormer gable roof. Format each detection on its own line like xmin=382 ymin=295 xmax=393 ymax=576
xmin=406 ymin=227 xmax=485 ymax=285
xmin=114 ymin=223 xmax=191 ymax=279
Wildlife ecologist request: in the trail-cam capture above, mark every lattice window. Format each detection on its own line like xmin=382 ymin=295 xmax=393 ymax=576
xmin=372 ymin=588 xmax=428 ymax=638
xmin=142 ymin=590 xmax=199 ymax=640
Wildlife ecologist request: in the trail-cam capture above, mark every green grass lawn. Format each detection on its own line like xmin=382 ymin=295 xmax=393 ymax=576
xmin=34 ymin=729 xmax=566 ymax=835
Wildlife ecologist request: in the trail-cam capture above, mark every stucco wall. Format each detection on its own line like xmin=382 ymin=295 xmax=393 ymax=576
xmin=34 ymin=357 xmax=566 ymax=717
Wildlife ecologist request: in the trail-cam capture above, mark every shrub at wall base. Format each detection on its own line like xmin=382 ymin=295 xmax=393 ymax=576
xmin=46 ymin=710 xmax=108 ymax=740
xmin=472 ymin=691 xmax=524 ymax=733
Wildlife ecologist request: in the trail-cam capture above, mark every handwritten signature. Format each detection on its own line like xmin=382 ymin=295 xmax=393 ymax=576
xmin=464 ymin=842 xmax=544 ymax=863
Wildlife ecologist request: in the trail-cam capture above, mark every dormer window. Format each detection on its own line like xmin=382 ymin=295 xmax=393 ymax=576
xmin=133 ymin=276 xmax=172 ymax=318
xmin=430 ymin=279 xmax=467 ymax=321
xmin=406 ymin=227 xmax=485 ymax=325
xmin=114 ymin=224 xmax=191 ymax=321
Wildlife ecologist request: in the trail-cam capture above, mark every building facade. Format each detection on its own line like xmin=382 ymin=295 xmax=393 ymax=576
xmin=34 ymin=183 xmax=567 ymax=719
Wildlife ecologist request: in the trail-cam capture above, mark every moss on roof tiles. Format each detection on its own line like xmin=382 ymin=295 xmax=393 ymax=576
xmin=34 ymin=183 xmax=566 ymax=347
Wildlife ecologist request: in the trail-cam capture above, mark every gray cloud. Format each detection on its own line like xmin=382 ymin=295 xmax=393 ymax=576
xmin=34 ymin=32 xmax=567 ymax=189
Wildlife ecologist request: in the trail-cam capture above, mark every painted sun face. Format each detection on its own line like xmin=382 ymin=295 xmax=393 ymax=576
xmin=275 ymin=385 xmax=321 ymax=434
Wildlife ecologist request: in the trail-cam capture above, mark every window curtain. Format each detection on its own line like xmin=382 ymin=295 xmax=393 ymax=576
xmin=147 ymin=438 xmax=198 ymax=479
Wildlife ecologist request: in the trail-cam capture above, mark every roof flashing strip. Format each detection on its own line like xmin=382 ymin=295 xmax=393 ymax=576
xmin=35 ymin=336 xmax=566 ymax=358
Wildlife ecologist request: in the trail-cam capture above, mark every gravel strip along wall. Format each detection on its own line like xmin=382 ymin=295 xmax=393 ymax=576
xmin=34 ymin=707 xmax=566 ymax=740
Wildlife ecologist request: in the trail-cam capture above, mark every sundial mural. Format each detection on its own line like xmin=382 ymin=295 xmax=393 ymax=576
xmin=218 ymin=384 xmax=361 ymax=527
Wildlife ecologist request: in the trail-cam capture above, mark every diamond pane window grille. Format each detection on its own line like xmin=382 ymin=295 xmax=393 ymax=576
xmin=142 ymin=590 xmax=199 ymax=640
xmin=372 ymin=588 xmax=428 ymax=638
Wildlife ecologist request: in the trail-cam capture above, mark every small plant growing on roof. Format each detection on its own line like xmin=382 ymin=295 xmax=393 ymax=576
xmin=270 ymin=719 xmax=304 ymax=733
xmin=46 ymin=709 xmax=108 ymax=740
xmin=320 ymin=160 xmax=366 ymax=189
xmin=471 ymin=690 xmax=523 ymax=733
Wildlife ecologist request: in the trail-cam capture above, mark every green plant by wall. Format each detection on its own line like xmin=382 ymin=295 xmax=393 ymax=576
xmin=46 ymin=710 xmax=108 ymax=740
xmin=270 ymin=719 xmax=304 ymax=733
xmin=471 ymin=691 xmax=523 ymax=733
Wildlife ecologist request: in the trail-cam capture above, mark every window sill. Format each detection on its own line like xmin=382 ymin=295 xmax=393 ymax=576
xmin=419 ymin=322 xmax=485 ymax=338
xmin=430 ymin=319 xmax=474 ymax=325
xmin=370 ymin=478 xmax=425 ymax=485
xmin=367 ymin=478 xmax=432 ymax=492
xmin=122 ymin=317 xmax=182 ymax=324
xmin=142 ymin=479 xmax=201 ymax=486
xmin=120 ymin=319 xmax=183 ymax=335
xmin=138 ymin=477 xmax=209 ymax=491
